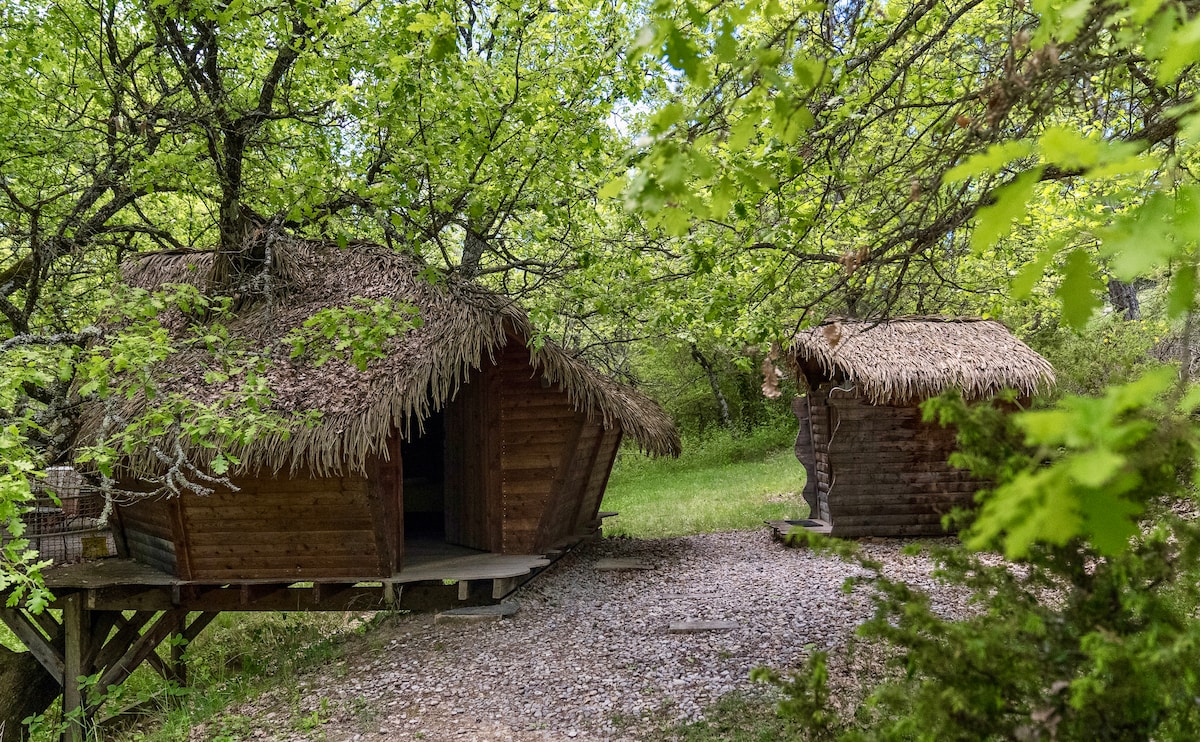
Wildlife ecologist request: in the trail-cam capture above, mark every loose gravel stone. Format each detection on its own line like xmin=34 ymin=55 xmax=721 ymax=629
xmin=207 ymin=530 xmax=971 ymax=742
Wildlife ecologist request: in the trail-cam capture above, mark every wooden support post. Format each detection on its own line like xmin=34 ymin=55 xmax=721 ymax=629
xmin=95 ymin=610 xmax=186 ymax=694
xmin=169 ymin=633 xmax=187 ymax=686
xmin=92 ymin=612 xmax=154 ymax=676
xmin=168 ymin=612 xmax=218 ymax=688
xmin=83 ymin=612 xmax=120 ymax=671
xmin=0 ymin=608 xmax=64 ymax=685
xmin=492 ymin=577 xmax=516 ymax=599
xmin=23 ymin=606 xmax=65 ymax=644
xmin=143 ymin=650 xmax=172 ymax=682
xmin=182 ymin=612 xmax=218 ymax=644
xmin=62 ymin=594 xmax=88 ymax=742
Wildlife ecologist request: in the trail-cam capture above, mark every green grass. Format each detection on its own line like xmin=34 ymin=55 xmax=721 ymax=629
xmin=601 ymin=421 xmax=808 ymax=539
xmin=4 ymin=609 xmax=377 ymax=741
xmin=653 ymin=693 xmax=805 ymax=741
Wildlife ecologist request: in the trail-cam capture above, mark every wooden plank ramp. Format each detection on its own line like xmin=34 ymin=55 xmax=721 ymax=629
xmin=768 ymin=519 xmax=833 ymax=544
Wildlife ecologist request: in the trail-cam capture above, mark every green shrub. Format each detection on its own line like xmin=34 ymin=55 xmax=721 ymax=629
xmin=761 ymin=375 xmax=1200 ymax=740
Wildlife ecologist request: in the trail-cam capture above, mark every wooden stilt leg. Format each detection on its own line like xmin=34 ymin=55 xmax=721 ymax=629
xmin=169 ymin=630 xmax=186 ymax=686
xmin=62 ymin=595 xmax=88 ymax=742
xmin=170 ymin=611 xmax=218 ymax=688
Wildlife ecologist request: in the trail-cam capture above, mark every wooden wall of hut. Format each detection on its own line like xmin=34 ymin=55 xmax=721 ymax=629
xmin=118 ymin=498 xmax=178 ymax=575
xmin=116 ymin=337 xmax=628 ymax=581
xmin=791 ymin=396 xmax=819 ymax=517
xmin=797 ymin=386 xmax=982 ymax=537
xmin=494 ymin=342 xmax=621 ymax=554
xmin=117 ymin=473 xmax=396 ymax=581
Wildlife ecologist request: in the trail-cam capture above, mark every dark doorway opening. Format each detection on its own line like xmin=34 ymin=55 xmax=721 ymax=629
xmin=401 ymin=410 xmax=445 ymax=540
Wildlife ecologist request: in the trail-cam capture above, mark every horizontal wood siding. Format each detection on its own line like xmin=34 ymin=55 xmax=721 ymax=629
xmin=180 ymin=474 xmax=386 ymax=580
xmin=119 ymin=498 xmax=177 ymax=575
xmin=365 ymin=436 xmax=402 ymax=574
xmin=808 ymin=388 xmax=833 ymax=522
xmin=576 ymin=426 xmax=621 ymax=533
xmin=824 ymin=397 xmax=983 ymax=537
xmin=498 ymin=344 xmax=579 ymax=554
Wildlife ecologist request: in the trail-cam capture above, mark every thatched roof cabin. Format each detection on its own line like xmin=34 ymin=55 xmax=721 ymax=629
xmin=75 ymin=240 xmax=679 ymax=581
xmin=788 ymin=317 xmax=1053 ymax=537
xmin=85 ymin=241 xmax=678 ymax=475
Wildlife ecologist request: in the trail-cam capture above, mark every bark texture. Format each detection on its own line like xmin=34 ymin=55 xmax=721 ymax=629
xmin=0 ymin=645 xmax=59 ymax=742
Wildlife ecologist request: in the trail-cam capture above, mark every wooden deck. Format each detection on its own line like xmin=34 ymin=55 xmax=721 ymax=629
xmin=1 ymin=529 xmax=601 ymax=742
xmin=29 ymin=538 xmax=557 ymax=612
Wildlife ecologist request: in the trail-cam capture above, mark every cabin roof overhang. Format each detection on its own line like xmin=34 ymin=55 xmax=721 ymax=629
xmin=74 ymin=240 xmax=680 ymax=478
xmin=788 ymin=316 xmax=1055 ymax=405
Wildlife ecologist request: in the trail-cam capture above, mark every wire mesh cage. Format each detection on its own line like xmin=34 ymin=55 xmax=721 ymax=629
xmin=1 ymin=467 xmax=117 ymax=564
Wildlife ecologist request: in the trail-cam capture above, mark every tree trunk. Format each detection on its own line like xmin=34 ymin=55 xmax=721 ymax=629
xmin=1107 ymin=277 xmax=1140 ymax=320
xmin=460 ymin=224 xmax=488 ymax=278
xmin=690 ymin=344 xmax=732 ymax=428
xmin=0 ymin=646 xmax=59 ymax=742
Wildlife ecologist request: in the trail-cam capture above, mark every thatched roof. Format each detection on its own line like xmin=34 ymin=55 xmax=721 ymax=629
xmin=789 ymin=317 xmax=1055 ymax=404
xmin=78 ymin=240 xmax=679 ymax=476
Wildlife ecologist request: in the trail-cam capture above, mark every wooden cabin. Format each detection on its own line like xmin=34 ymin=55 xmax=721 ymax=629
xmin=75 ymin=241 xmax=680 ymax=582
xmin=788 ymin=317 xmax=1054 ymax=538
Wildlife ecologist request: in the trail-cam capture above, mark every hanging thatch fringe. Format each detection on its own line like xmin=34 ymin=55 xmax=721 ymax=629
xmin=76 ymin=241 xmax=680 ymax=478
xmin=789 ymin=316 xmax=1055 ymax=404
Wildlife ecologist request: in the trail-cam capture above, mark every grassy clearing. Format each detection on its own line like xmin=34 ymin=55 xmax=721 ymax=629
xmin=601 ymin=420 xmax=808 ymax=539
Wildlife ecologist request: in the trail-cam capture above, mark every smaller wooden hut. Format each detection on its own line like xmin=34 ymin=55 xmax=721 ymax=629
xmin=788 ymin=317 xmax=1054 ymax=537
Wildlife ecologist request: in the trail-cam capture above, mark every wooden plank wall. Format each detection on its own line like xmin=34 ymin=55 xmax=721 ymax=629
xmin=444 ymin=364 xmax=502 ymax=552
xmin=573 ymin=427 xmax=621 ymax=534
xmin=365 ymin=436 xmax=403 ymax=571
xmin=497 ymin=345 xmax=580 ymax=553
xmin=535 ymin=418 xmax=598 ymax=548
xmin=119 ymin=499 xmax=177 ymax=576
xmin=824 ymin=394 xmax=981 ymax=537
xmin=494 ymin=342 xmax=624 ymax=554
xmin=791 ymin=396 xmax=819 ymax=516
xmin=808 ymin=388 xmax=834 ymax=523
xmin=177 ymin=475 xmax=388 ymax=580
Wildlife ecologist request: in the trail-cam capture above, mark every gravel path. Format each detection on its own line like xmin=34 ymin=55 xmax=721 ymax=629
xmin=208 ymin=530 xmax=968 ymax=741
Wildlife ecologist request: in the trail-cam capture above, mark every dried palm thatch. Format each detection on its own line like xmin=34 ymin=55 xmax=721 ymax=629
xmin=789 ymin=316 xmax=1055 ymax=404
xmin=77 ymin=240 xmax=680 ymax=476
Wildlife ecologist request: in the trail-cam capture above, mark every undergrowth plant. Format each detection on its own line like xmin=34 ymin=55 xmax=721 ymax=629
xmin=758 ymin=367 xmax=1200 ymax=741
xmin=21 ymin=611 xmax=383 ymax=742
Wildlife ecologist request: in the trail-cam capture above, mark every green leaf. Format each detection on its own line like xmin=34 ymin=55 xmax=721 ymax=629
xmin=1167 ymin=262 xmax=1197 ymax=317
xmin=1156 ymin=15 xmax=1200 ymax=85
xmin=1066 ymin=448 xmax=1125 ymax=488
xmin=1054 ymin=248 xmax=1102 ymax=329
xmin=664 ymin=25 xmax=704 ymax=82
xmin=944 ymin=141 xmax=1033 ymax=184
xmin=970 ymin=167 xmax=1043 ymax=253
xmin=597 ymin=177 xmax=626 ymax=200
xmin=714 ymin=15 xmax=738 ymax=63
xmin=1011 ymin=247 xmax=1056 ymax=299
xmin=1080 ymin=487 xmax=1143 ymax=556
xmin=727 ymin=116 xmax=758 ymax=152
